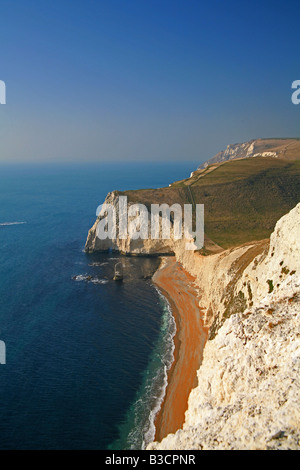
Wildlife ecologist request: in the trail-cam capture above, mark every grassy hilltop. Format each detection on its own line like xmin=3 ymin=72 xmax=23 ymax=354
xmin=122 ymin=154 xmax=300 ymax=251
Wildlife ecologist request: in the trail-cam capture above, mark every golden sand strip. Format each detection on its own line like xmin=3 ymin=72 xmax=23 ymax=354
xmin=152 ymin=257 xmax=208 ymax=442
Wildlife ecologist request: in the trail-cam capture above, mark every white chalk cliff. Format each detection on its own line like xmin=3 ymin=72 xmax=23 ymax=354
xmin=85 ymin=190 xmax=196 ymax=255
xmin=148 ymin=203 xmax=300 ymax=450
xmin=197 ymin=137 xmax=300 ymax=169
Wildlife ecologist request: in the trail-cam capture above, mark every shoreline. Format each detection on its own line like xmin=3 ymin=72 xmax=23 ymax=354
xmin=152 ymin=257 xmax=208 ymax=442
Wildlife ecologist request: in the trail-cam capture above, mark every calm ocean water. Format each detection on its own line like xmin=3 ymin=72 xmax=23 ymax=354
xmin=0 ymin=161 xmax=197 ymax=450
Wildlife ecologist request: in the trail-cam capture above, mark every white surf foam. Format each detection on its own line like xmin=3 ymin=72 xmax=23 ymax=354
xmin=0 ymin=221 xmax=27 ymax=226
xmin=88 ymin=262 xmax=109 ymax=267
xmin=124 ymin=288 xmax=176 ymax=450
xmin=142 ymin=289 xmax=176 ymax=448
xmin=73 ymin=274 xmax=108 ymax=284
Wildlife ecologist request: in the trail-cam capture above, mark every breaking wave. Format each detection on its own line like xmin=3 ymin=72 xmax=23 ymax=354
xmin=0 ymin=221 xmax=27 ymax=226
xmin=72 ymin=274 xmax=109 ymax=285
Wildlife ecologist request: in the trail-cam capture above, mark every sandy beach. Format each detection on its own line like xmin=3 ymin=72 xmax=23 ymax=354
xmin=152 ymin=257 xmax=208 ymax=442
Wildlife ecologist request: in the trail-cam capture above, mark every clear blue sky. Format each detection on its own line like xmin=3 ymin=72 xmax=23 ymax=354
xmin=0 ymin=0 xmax=299 ymax=163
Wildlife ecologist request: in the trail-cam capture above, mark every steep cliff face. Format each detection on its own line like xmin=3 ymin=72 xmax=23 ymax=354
xmin=200 ymin=140 xmax=256 ymax=168
xmin=85 ymin=190 xmax=196 ymax=256
xmin=171 ymin=237 xmax=269 ymax=334
xmin=148 ymin=203 xmax=300 ymax=450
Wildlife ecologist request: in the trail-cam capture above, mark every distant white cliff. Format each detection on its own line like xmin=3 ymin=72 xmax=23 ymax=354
xmin=148 ymin=203 xmax=300 ymax=450
xmin=198 ymin=137 xmax=300 ymax=169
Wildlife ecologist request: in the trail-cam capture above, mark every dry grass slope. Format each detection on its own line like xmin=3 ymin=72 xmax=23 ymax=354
xmin=122 ymin=157 xmax=300 ymax=250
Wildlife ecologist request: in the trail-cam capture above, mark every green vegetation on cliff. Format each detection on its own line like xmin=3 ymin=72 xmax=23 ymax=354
xmin=123 ymin=157 xmax=300 ymax=249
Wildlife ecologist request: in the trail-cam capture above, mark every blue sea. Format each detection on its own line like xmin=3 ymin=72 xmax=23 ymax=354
xmin=0 ymin=161 xmax=197 ymax=450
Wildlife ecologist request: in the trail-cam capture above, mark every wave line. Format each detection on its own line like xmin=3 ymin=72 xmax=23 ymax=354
xmin=0 ymin=221 xmax=27 ymax=226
